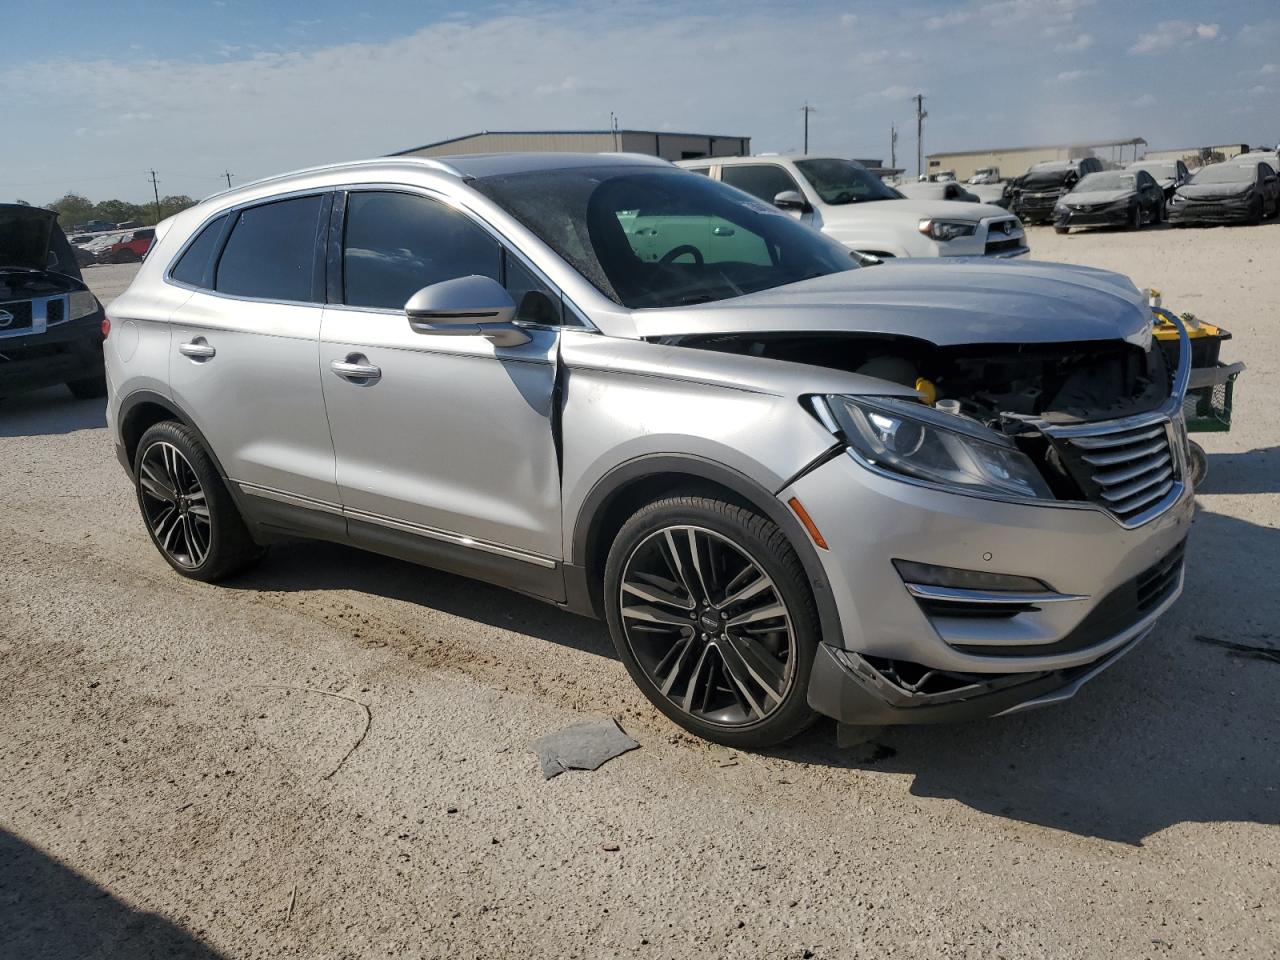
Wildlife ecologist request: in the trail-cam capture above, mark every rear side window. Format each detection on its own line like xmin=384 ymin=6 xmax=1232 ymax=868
xmin=721 ymin=164 xmax=802 ymax=204
xmin=342 ymin=191 xmax=500 ymax=310
xmin=171 ymin=214 xmax=228 ymax=288
xmin=216 ymin=195 xmax=325 ymax=302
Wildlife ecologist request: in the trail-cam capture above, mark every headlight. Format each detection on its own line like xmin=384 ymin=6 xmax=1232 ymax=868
xmin=1170 ymin=193 xmax=1186 ymax=204
xmin=917 ymin=218 xmax=977 ymax=242
xmin=69 ymin=291 xmax=99 ymax=320
xmin=818 ymin=395 xmax=1054 ymax=501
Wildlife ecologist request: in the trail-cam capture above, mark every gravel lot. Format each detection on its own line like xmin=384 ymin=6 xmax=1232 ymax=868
xmin=2 ymin=229 xmax=1277 ymax=960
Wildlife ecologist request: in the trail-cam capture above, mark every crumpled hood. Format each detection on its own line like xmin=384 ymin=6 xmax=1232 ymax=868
xmin=635 ymin=258 xmax=1152 ymax=348
xmin=824 ymin=197 xmax=1010 ymax=224
xmin=1178 ymin=181 xmax=1253 ymax=200
xmin=0 ymin=204 xmax=57 ymax=270
xmin=1064 ymin=188 xmax=1134 ymax=206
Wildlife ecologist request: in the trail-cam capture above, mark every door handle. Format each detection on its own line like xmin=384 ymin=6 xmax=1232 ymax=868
xmin=330 ymin=356 xmax=382 ymax=383
xmin=179 ymin=338 xmax=215 ymax=360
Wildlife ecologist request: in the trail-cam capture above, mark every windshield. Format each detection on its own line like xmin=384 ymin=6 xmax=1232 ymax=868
xmin=793 ymin=159 xmax=902 ymax=205
xmin=1075 ymin=172 xmax=1136 ymax=192
xmin=1190 ymin=164 xmax=1256 ymax=185
xmin=471 ymin=166 xmax=858 ymax=309
xmin=1133 ymin=162 xmax=1175 ymax=178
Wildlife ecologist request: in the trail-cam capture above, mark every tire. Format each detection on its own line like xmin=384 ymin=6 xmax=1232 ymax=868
xmin=133 ymin=421 xmax=261 ymax=582
xmin=1054 ymin=226 xmax=1069 ymax=235
xmin=603 ymin=494 xmax=821 ymax=748
xmin=1128 ymin=205 xmax=1142 ymax=231
xmin=1188 ymin=441 xmax=1208 ymax=489
xmin=1152 ymin=201 xmax=1164 ymax=225
xmin=66 ymin=374 xmax=107 ymax=399
xmin=1247 ymin=198 xmax=1264 ymax=226
xmin=113 ymin=248 xmax=140 ymax=264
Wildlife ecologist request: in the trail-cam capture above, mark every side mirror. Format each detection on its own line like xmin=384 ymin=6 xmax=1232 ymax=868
xmin=772 ymin=190 xmax=810 ymax=212
xmin=404 ymin=275 xmax=530 ymax=347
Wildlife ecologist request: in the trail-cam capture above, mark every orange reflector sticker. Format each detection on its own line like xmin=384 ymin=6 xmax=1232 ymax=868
xmin=787 ymin=497 xmax=829 ymax=550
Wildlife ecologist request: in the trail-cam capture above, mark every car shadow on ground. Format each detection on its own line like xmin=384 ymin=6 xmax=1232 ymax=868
xmin=1199 ymin=447 xmax=1280 ymax=495
xmin=224 ymin=539 xmax=617 ymax=661
xmin=0 ymin=386 xmax=106 ymax=437
xmin=0 ymin=827 xmax=224 ymax=959
xmin=776 ymin=505 xmax=1280 ymax=846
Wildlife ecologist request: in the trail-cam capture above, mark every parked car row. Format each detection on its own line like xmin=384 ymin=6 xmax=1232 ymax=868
xmin=68 ymin=227 xmax=155 ymax=266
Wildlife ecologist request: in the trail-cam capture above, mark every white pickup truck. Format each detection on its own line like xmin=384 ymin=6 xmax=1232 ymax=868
xmin=676 ymin=155 xmax=1028 ymax=260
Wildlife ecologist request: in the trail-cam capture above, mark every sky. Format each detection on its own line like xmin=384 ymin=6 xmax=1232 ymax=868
xmin=2 ymin=0 xmax=1278 ymax=205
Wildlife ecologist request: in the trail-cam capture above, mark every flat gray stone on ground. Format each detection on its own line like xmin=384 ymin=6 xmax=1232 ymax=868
xmin=531 ymin=718 xmax=640 ymax=779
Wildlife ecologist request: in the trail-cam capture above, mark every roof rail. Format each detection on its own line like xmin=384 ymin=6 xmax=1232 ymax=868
xmin=199 ymin=156 xmax=463 ymax=204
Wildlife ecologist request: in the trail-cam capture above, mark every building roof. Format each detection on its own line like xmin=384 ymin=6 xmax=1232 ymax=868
xmin=928 ymin=137 xmax=1147 ymax=159
xmin=391 ymin=129 xmax=752 ymax=156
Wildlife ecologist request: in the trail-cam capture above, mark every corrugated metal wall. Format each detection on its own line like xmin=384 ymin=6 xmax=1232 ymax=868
xmin=400 ymin=132 xmax=750 ymax=161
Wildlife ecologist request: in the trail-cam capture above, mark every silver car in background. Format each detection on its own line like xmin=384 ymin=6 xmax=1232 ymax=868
xmin=105 ymin=153 xmax=1192 ymax=747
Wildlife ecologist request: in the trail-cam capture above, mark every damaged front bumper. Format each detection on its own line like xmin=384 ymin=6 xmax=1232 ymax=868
xmin=1167 ymin=196 xmax=1255 ymax=225
xmin=1054 ymin=204 xmax=1133 ymax=229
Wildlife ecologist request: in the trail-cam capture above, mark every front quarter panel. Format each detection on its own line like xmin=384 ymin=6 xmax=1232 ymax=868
xmin=558 ymin=330 xmax=918 ymax=562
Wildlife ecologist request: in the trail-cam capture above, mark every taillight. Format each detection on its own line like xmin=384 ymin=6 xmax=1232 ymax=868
xmin=101 ymin=316 xmax=111 ymax=339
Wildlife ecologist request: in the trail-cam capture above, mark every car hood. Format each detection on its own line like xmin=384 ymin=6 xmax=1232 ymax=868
xmin=822 ymin=197 xmax=1011 ymax=224
xmin=635 ymin=258 xmax=1151 ymax=348
xmin=0 ymin=204 xmax=57 ymax=270
xmin=1178 ymin=181 xmax=1253 ymax=199
xmin=1065 ymin=188 xmax=1134 ymax=205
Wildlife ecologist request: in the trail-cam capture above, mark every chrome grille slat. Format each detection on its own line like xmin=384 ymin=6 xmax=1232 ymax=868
xmin=1069 ymin=426 xmax=1165 ymax=450
xmin=1046 ymin=415 xmax=1181 ymax=524
xmin=1080 ymin=438 xmax=1168 ymax=466
xmin=1093 ymin=452 xmax=1172 ymax=488
xmin=1099 ymin=466 xmax=1174 ymax=503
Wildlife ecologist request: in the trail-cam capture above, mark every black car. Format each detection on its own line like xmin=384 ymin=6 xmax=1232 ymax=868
xmin=1168 ymin=160 xmax=1280 ymax=227
xmin=1011 ymin=156 xmax=1104 ymax=224
xmin=1127 ymin=159 xmax=1191 ymax=201
xmin=0 ymin=204 xmax=108 ymax=400
xmin=1053 ymin=169 xmax=1166 ymax=233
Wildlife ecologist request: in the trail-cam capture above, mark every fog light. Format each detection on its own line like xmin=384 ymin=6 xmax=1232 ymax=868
xmin=892 ymin=559 xmax=1049 ymax=593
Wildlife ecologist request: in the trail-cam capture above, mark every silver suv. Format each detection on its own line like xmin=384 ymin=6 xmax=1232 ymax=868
xmin=106 ymin=153 xmax=1193 ymax=747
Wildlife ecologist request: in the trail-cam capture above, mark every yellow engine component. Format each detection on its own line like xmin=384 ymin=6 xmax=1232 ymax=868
xmin=915 ymin=377 xmax=938 ymax=405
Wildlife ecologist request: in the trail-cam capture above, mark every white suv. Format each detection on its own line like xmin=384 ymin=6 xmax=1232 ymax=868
xmin=677 ymin=155 xmax=1027 ymax=260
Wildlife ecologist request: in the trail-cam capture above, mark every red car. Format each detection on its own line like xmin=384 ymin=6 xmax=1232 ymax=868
xmin=106 ymin=228 xmax=155 ymax=263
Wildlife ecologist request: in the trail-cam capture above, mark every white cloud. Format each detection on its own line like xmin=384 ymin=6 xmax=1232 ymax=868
xmin=1056 ymin=32 xmax=1092 ymax=51
xmin=1134 ymin=93 xmax=1157 ymax=107
xmin=1260 ymin=63 xmax=1279 ymax=75
xmin=1130 ymin=21 xmax=1221 ymax=54
xmin=1055 ymin=69 xmax=1090 ymax=81
xmin=840 ymin=13 xmax=857 ymax=27
xmin=925 ymin=10 xmax=971 ymax=29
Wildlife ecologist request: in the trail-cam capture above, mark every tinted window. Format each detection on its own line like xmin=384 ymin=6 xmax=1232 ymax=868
xmin=472 ymin=167 xmax=857 ymax=309
xmin=171 ymin=214 xmax=228 ymax=288
xmin=216 ymin=196 xmax=324 ymax=301
xmin=721 ymin=165 xmax=802 ymax=204
xmin=503 ymin=251 xmax=564 ymax=325
xmin=343 ymin=191 xmax=500 ymax=310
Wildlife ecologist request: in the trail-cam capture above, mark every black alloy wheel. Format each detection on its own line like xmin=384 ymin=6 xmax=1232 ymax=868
xmin=605 ymin=496 xmax=820 ymax=747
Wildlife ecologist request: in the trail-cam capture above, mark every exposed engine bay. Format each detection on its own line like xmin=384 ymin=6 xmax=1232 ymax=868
xmin=662 ymin=331 xmax=1170 ymax=428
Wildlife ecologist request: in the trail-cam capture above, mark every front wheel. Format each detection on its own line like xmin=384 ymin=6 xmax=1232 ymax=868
xmin=134 ymin=421 xmax=261 ymax=581
xmin=1128 ymin=205 xmax=1142 ymax=231
xmin=604 ymin=495 xmax=821 ymax=748
xmin=1054 ymin=226 xmax=1069 ymax=235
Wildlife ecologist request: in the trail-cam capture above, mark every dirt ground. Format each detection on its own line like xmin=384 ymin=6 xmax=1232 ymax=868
xmin=1 ymin=229 xmax=1277 ymax=960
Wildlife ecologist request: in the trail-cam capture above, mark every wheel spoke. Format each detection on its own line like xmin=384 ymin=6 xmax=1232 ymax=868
xmin=661 ymin=529 xmax=698 ymax=602
xmin=622 ymin=576 xmax=693 ymax=610
xmin=654 ymin=634 xmax=695 ymax=696
xmin=720 ymin=633 xmax=786 ymax=702
xmin=679 ymin=644 xmax=713 ymax=713
xmin=719 ymin=570 xmax=771 ymax=608
xmin=686 ymin=529 xmax=714 ymax=604
xmin=715 ymin=642 xmax=766 ymax=718
xmin=727 ymin=602 xmax=787 ymax=629
xmin=622 ymin=604 xmax=693 ymax=628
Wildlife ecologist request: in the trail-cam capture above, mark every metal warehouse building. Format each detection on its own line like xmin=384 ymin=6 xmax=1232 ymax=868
xmin=1141 ymin=143 xmax=1250 ymax=165
xmin=390 ymin=129 xmax=751 ymax=162
xmin=926 ymin=137 xmax=1147 ymax=182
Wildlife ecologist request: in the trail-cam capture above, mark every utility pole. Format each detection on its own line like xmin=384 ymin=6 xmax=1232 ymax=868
xmin=222 ymin=170 xmax=234 ymax=188
xmin=890 ymin=124 xmax=898 ymax=171
xmin=609 ymin=112 xmax=619 ymax=152
xmin=800 ymin=102 xmax=817 ymax=155
xmin=148 ymin=169 xmax=161 ymax=222
xmin=913 ymin=94 xmax=927 ymax=179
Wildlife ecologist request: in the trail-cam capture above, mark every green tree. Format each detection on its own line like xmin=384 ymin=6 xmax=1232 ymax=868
xmin=48 ymin=192 xmax=95 ymax=226
xmin=94 ymin=199 xmax=148 ymax=225
xmin=158 ymin=194 xmax=196 ymax=220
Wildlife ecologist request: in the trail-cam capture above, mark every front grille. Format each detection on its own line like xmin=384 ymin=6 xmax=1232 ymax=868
xmin=985 ymin=236 xmax=1024 ymax=254
xmin=0 ymin=300 xmax=35 ymax=332
xmin=45 ymin=297 xmax=65 ymax=325
xmin=1136 ymin=540 xmax=1185 ymax=613
xmin=1051 ymin=419 xmax=1178 ymax=522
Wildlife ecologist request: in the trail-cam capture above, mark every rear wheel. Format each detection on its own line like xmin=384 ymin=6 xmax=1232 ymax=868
xmin=604 ymin=495 xmax=821 ymax=748
xmin=134 ymin=421 xmax=261 ymax=581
